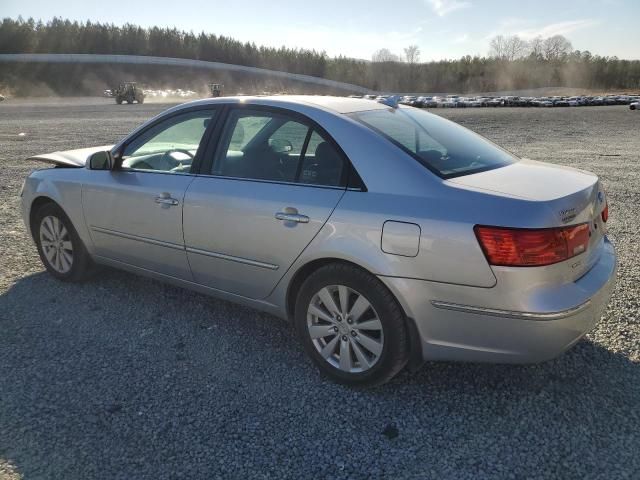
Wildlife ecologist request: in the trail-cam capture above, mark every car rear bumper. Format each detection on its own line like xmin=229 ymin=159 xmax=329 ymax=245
xmin=379 ymin=237 xmax=617 ymax=363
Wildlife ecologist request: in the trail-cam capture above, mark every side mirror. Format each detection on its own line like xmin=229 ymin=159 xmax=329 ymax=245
xmin=88 ymin=151 xmax=114 ymax=170
xmin=268 ymin=138 xmax=293 ymax=154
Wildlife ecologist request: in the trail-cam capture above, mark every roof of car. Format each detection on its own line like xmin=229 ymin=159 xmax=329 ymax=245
xmin=277 ymin=95 xmax=389 ymax=114
xmin=188 ymin=95 xmax=390 ymax=115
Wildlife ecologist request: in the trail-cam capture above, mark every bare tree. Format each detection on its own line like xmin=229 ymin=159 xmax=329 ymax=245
xmin=489 ymin=35 xmax=507 ymax=59
xmin=542 ymin=35 xmax=573 ymax=61
xmin=505 ymin=35 xmax=529 ymax=60
xmin=529 ymin=36 xmax=544 ymax=58
xmin=489 ymin=35 xmax=528 ymax=61
xmin=404 ymin=45 xmax=420 ymax=64
xmin=372 ymin=48 xmax=401 ymax=63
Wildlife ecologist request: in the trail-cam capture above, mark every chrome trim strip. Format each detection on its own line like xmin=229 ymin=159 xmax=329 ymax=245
xmin=186 ymin=246 xmax=279 ymax=270
xmin=90 ymin=226 xmax=185 ymax=251
xmin=195 ymin=173 xmax=349 ymax=191
xmin=91 ymin=226 xmax=279 ymax=270
xmin=430 ymin=300 xmax=592 ymax=321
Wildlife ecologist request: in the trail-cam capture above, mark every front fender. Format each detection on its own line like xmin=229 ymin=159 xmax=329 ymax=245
xmin=22 ymin=168 xmax=93 ymax=254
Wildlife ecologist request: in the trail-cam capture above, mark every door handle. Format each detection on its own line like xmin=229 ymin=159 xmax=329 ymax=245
xmin=275 ymin=212 xmax=309 ymax=223
xmin=155 ymin=193 xmax=179 ymax=206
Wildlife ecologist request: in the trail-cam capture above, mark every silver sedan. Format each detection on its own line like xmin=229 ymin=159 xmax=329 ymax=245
xmin=20 ymin=96 xmax=617 ymax=386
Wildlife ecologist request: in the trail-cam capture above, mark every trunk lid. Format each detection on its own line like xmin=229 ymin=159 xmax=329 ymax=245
xmin=27 ymin=145 xmax=113 ymax=168
xmin=448 ymin=159 xmax=608 ymax=281
xmin=447 ymin=159 xmax=598 ymax=202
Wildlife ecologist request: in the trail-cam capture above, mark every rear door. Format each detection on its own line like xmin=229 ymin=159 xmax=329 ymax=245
xmin=83 ymin=107 xmax=218 ymax=279
xmin=183 ymin=106 xmax=348 ymax=299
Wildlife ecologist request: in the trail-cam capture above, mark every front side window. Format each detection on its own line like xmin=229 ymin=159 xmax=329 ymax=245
xmin=121 ymin=109 xmax=217 ymax=173
xmin=349 ymin=108 xmax=517 ymax=178
xmin=213 ymin=109 xmax=345 ymax=187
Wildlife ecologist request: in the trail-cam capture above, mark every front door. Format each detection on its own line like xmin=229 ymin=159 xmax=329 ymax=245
xmin=83 ymin=108 xmax=218 ymax=279
xmin=183 ymin=107 xmax=348 ymax=298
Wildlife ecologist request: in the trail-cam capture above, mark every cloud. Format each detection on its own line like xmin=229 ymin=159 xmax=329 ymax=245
xmin=426 ymin=0 xmax=471 ymax=17
xmin=453 ymin=33 xmax=469 ymax=44
xmin=515 ymin=19 xmax=600 ymax=39
xmin=487 ymin=18 xmax=600 ymax=40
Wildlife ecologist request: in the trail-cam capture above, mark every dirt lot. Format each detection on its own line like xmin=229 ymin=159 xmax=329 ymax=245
xmin=1 ymin=98 xmax=639 ymax=479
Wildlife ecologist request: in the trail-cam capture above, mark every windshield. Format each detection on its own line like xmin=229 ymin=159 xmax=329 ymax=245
xmin=349 ymin=107 xmax=518 ymax=178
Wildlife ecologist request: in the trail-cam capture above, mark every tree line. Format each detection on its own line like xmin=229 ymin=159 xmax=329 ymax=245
xmin=1 ymin=17 xmax=639 ymax=94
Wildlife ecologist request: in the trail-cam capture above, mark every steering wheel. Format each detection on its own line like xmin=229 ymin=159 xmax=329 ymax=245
xmin=162 ymin=148 xmax=195 ymax=170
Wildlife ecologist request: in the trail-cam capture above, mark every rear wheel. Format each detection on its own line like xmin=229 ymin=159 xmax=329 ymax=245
xmin=295 ymin=264 xmax=408 ymax=386
xmin=34 ymin=203 xmax=93 ymax=282
xmin=116 ymin=97 xmax=123 ymax=105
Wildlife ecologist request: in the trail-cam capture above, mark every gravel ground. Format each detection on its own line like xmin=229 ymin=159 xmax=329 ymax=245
xmin=1 ymin=98 xmax=639 ymax=480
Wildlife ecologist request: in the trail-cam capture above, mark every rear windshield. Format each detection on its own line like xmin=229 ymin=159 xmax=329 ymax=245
xmin=348 ymin=107 xmax=517 ymax=178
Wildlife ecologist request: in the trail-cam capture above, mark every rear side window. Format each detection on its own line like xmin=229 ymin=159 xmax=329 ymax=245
xmin=349 ymin=108 xmax=517 ymax=178
xmin=213 ymin=109 xmax=346 ymax=187
xmin=298 ymin=131 xmax=343 ymax=187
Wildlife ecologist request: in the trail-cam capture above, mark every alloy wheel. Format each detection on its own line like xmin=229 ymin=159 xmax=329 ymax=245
xmin=307 ymin=285 xmax=384 ymax=373
xmin=39 ymin=215 xmax=73 ymax=274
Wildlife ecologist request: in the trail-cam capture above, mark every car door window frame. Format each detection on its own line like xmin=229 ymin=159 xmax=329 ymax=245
xmin=197 ymin=104 xmax=365 ymax=191
xmin=111 ymin=105 xmax=221 ymax=176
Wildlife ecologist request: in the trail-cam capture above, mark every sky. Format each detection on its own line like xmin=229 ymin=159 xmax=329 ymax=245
xmin=3 ymin=0 xmax=640 ymax=60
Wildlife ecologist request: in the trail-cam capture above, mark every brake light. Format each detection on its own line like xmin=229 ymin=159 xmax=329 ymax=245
xmin=601 ymin=202 xmax=608 ymax=223
xmin=474 ymin=224 xmax=590 ymax=267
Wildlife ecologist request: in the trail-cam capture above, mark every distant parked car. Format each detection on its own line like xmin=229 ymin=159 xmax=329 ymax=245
xmin=515 ymin=97 xmax=532 ymax=107
xmin=399 ymin=96 xmax=418 ymax=106
xmin=631 ymin=101 xmax=639 ymax=110
xmin=502 ymin=96 xmax=520 ymax=107
xmin=440 ymin=95 xmax=459 ymax=108
xmin=420 ymin=96 xmax=438 ymax=108
xmin=466 ymin=98 xmax=484 ymax=107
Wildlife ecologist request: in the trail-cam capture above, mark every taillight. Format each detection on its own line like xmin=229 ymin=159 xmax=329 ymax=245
xmin=601 ymin=202 xmax=609 ymax=223
xmin=474 ymin=224 xmax=590 ymax=267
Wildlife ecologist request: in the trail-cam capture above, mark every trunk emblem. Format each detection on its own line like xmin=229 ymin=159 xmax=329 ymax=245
xmin=559 ymin=207 xmax=577 ymax=224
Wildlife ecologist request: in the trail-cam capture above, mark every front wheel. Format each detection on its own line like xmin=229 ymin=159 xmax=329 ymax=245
xmin=295 ymin=264 xmax=408 ymax=386
xmin=34 ymin=203 xmax=94 ymax=282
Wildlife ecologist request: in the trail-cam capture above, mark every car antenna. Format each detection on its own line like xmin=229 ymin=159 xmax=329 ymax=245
xmin=378 ymin=95 xmax=400 ymax=108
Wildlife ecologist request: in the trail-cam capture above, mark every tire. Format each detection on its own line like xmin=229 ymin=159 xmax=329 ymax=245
xmin=33 ymin=203 xmax=94 ymax=282
xmin=116 ymin=97 xmax=123 ymax=104
xmin=294 ymin=263 xmax=408 ymax=387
